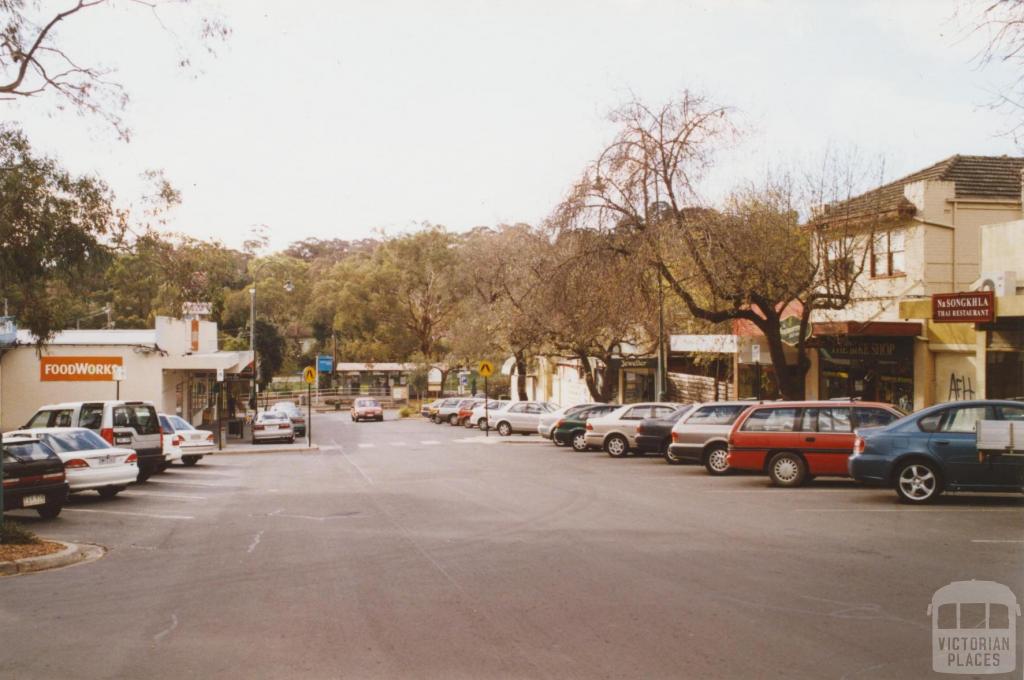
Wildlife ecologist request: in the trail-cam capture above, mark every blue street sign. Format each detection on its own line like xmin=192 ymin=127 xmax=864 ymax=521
xmin=317 ymin=355 xmax=333 ymax=372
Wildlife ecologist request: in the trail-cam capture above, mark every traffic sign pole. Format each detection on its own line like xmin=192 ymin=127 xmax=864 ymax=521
xmin=484 ymin=377 xmax=489 ymax=437
xmin=303 ymin=365 xmax=316 ymax=447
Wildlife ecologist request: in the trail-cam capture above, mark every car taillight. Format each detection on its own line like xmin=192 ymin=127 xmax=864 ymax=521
xmin=206 ymin=433 xmax=215 ymax=442
xmin=65 ymin=458 xmax=90 ymax=469
xmin=254 ymin=424 xmax=265 ymax=431
xmin=172 ymin=435 xmax=183 ymax=446
xmin=671 ymin=432 xmax=679 ymax=442
xmin=43 ymin=472 xmax=65 ymax=481
xmin=2 ymin=477 xmax=18 ymax=488
xmin=636 ymin=424 xmax=644 ymax=434
xmin=586 ymin=422 xmax=593 ymax=431
xmin=853 ymin=436 xmax=865 ymax=456
xmin=295 ymin=418 xmax=305 ymax=424
xmin=125 ymin=453 xmax=138 ymax=464
xmin=555 ymin=419 xmax=564 ymax=428
xmin=100 ymin=428 xmax=115 ymax=445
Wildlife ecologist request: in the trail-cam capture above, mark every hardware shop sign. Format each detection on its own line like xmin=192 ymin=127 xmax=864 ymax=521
xmin=932 ymin=291 xmax=995 ymax=323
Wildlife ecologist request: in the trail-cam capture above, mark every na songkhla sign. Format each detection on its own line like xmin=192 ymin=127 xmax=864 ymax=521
xmin=932 ymin=291 xmax=995 ymax=324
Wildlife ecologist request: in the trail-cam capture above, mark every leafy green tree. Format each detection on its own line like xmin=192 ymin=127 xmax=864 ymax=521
xmin=0 ymin=126 xmax=116 ymax=342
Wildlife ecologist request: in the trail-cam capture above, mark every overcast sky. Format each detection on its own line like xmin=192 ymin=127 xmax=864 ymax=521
xmin=8 ymin=0 xmax=1020 ymax=252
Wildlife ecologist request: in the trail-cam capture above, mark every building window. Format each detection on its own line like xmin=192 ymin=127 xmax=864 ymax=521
xmin=871 ymin=229 xmax=905 ymax=277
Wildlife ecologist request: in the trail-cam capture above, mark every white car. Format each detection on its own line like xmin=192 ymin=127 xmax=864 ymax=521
xmin=159 ymin=413 xmax=215 ymax=466
xmin=8 ymin=427 xmax=137 ymax=498
xmin=584 ymin=403 xmax=681 ymax=457
xmin=469 ymin=400 xmax=507 ymax=429
xmin=487 ymin=401 xmax=558 ymax=436
xmin=537 ymin=403 xmax=597 ymax=439
xmin=253 ymin=411 xmax=295 ymax=443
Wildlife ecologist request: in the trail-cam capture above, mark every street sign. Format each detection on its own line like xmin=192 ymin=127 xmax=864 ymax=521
xmin=478 ymin=360 xmax=494 ymax=378
xmin=317 ymin=354 xmax=333 ymax=372
xmin=216 ymin=368 xmax=225 ymax=382
xmin=751 ymin=344 xmax=761 ymax=364
xmin=112 ymin=365 xmax=126 ymax=382
xmin=303 ymin=366 xmax=316 ymax=384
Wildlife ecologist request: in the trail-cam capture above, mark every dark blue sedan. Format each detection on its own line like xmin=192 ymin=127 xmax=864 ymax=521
xmin=849 ymin=399 xmax=1024 ymax=503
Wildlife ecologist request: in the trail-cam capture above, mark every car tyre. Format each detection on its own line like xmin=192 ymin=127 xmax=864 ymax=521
xmin=664 ymin=446 xmax=684 ymax=465
xmin=288 ymin=436 xmax=295 ymax=444
xmin=182 ymin=455 xmax=201 ymax=466
xmin=477 ymin=418 xmax=488 ymax=430
xmin=497 ymin=421 xmax=512 ymax=437
xmin=605 ymin=434 xmax=629 ymax=458
xmin=768 ymin=451 xmax=807 ymax=487
xmin=895 ymin=460 xmax=943 ymax=504
xmin=98 ymin=486 xmax=124 ymax=499
xmin=704 ymin=445 xmax=730 ymax=475
xmin=571 ymin=431 xmax=589 ymax=452
xmin=448 ymin=414 xmax=459 ymax=425
xmin=36 ymin=503 xmax=62 ymax=519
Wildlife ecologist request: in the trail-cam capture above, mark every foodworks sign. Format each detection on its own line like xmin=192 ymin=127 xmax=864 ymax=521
xmin=40 ymin=356 xmax=123 ymax=382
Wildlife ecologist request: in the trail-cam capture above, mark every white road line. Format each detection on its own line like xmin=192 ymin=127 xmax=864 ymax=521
xmin=247 ymin=530 xmax=265 ymax=553
xmin=153 ymin=613 xmax=179 ymax=641
xmin=389 ymin=442 xmax=407 ymax=447
xmin=357 ymin=443 xmax=376 ymax=449
xmin=420 ymin=440 xmax=441 ymax=445
xmin=119 ymin=491 xmax=207 ymax=501
xmin=64 ymin=508 xmax=194 ymax=520
xmin=971 ymin=539 xmax=1024 ymax=543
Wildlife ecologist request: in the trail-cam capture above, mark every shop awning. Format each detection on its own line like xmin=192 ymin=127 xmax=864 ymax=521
xmin=811 ymin=321 xmax=922 ymax=338
xmin=161 ymin=350 xmax=254 ymax=373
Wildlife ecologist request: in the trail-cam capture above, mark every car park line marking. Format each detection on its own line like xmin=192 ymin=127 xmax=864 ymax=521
xmin=119 ymin=491 xmax=207 ymax=501
xmin=420 ymin=440 xmax=441 ymax=445
xmin=64 ymin=508 xmax=194 ymax=520
xmin=971 ymin=539 xmax=1024 ymax=543
xmin=247 ymin=530 xmax=265 ymax=553
xmin=357 ymin=443 xmax=376 ymax=449
xmin=389 ymin=441 xmax=407 ymax=446
xmin=153 ymin=614 xmax=178 ymax=642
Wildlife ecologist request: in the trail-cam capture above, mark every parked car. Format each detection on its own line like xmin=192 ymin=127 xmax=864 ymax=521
xmin=488 ymin=401 xmax=558 ymax=436
xmin=1 ymin=435 xmax=67 ymax=518
xmin=537 ymin=403 xmax=597 ymax=441
xmin=428 ymin=398 xmax=460 ymax=423
xmin=351 ymin=398 xmax=384 ymax=422
xmin=849 ymin=399 xmax=1024 ymax=503
xmin=551 ymin=404 xmax=619 ymax=451
xmin=420 ymin=399 xmax=442 ymax=419
xmin=434 ymin=398 xmax=467 ymax=425
xmin=469 ymin=400 xmax=507 ymax=429
xmin=455 ymin=399 xmax=484 ymax=426
xmin=270 ymin=402 xmax=307 ymax=437
xmin=727 ymin=401 xmax=902 ymax=487
xmin=666 ymin=401 xmax=753 ymax=473
xmin=7 ymin=427 xmax=137 ymax=498
xmin=25 ymin=400 xmax=163 ymax=481
xmin=634 ymin=405 xmax=694 ymax=455
xmin=252 ymin=410 xmax=295 ymax=443
xmin=584 ymin=403 xmax=681 ymax=457
xmin=159 ymin=414 xmax=215 ymax=466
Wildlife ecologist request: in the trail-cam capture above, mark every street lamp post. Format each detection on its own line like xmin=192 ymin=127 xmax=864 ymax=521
xmin=250 ymin=286 xmax=257 ymax=416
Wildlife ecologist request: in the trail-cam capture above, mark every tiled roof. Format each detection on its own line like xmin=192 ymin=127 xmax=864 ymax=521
xmin=815 ymin=154 xmax=1024 ymax=224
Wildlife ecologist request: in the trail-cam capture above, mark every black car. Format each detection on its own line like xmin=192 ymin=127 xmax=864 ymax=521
xmin=634 ymin=405 xmax=694 ymax=456
xmin=270 ymin=402 xmax=307 ymax=437
xmin=1 ymin=436 xmax=68 ymax=518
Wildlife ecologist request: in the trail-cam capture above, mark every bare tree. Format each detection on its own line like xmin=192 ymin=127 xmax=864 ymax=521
xmin=960 ymin=0 xmax=1024 ymax=139
xmin=551 ymin=93 xmax=879 ymax=399
xmin=0 ymin=0 xmax=229 ymax=139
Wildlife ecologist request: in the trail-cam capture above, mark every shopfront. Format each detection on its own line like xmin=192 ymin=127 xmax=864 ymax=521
xmin=611 ymin=357 xmax=658 ymax=403
xmin=812 ymin=323 xmax=920 ymax=411
xmin=983 ymin=317 xmax=1024 ymax=399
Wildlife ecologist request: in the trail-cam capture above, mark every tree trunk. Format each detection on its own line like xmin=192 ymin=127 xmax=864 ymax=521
xmin=514 ymin=352 xmax=529 ymax=401
xmin=759 ymin=323 xmax=806 ymax=400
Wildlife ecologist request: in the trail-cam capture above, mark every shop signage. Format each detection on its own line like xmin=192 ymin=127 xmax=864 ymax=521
xmin=317 ymin=354 xmax=333 ymax=372
xmin=820 ymin=337 xmax=912 ymax=361
xmin=779 ymin=316 xmax=808 ymax=346
xmin=0 ymin=316 xmax=15 ymax=347
xmin=182 ymin=301 xmax=213 ymax=316
xmin=932 ymin=291 xmax=994 ymax=323
xmin=40 ymin=356 xmax=123 ymax=382
xmin=619 ymin=357 xmax=657 ymax=369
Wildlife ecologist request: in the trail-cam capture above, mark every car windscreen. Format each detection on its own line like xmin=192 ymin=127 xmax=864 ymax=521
xmin=169 ymin=416 xmax=195 ymax=431
xmin=40 ymin=430 xmax=111 ymax=453
xmin=3 ymin=440 xmax=59 ymax=463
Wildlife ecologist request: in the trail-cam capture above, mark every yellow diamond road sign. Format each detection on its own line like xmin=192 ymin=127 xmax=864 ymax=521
xmin=303 ymin=366 xmax=316 ymax=384
xmin=478 ymin=360 xmax=494 ymax=378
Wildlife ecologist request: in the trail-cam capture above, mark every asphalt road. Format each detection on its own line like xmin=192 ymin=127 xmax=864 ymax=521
xmin=2 ymin=411 xmax=1022 ymax=679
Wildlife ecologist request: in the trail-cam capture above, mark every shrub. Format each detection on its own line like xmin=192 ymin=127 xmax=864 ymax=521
xmin=398 ymin=406 xmax=413 ymax=418
xmin=0 ymin=520 xmax=39 ymax=545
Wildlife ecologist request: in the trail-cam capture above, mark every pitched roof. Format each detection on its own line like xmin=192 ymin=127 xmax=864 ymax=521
xmin=815 ymin=154 xmax=1024 ymax=225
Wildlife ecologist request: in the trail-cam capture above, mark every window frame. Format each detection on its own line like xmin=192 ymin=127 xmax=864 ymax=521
xmin=870 ymin=229 xmax=906 ymax=278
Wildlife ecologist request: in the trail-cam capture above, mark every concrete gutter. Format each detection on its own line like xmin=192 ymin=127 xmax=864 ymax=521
xmin=0 ymin=541 xmax=104 ymax=576
xmin=216 ymin=443 xmax=320 ymax=455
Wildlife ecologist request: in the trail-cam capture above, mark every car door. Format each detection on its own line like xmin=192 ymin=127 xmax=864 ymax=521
xmin=522 ymin=403 xmax=544 ymax=430
xmin=929 ymin=405 xmax=996 ymax=486
xmin=991 ymin=404 xmax=1024 ymax=488
xmin=505 ymin=403 xmax=528 ymax=430
xmin=803 ymin=407 xmax=854 ymax=476
xmin=77 ymin=403 xmax=104 ymax=431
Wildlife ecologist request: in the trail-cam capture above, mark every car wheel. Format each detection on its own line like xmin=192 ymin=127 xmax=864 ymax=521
xmin=664 ymin=446 xmax=684 ymax=465
xmin=552 ymin=437 xmax=565 ymax=447
xmin=571 ymin=432 xmax=589 ymax=452
xmin=477 ymin=418 xmax=488 ymax=430
xmin=448 ymin=414 xmax=459 ymax=425
xmin=895 ymin=460 xmax=943 ymax=504
xmin=464 ymin=418 xmax=474 ymax=428
xmin=704 ymin=445 xmax=730 ymax=475
xmin=497 ymin=421 xmax=512 ymax=437
xmin=289 ymin=436 xmax=295 ymax=444
xmin=605 ymin=434 xmax=629 ymax=458
xmin=137 ymin=466 xmax=152 ymax=483
xmin=376 ymin=416 xmax=384 ymax=422
xmin=36 ymin=503 xmax=62 ymax=519
xmin=768 ymin=452 xmax=807 ymax=487
xmin=97 ymin=486 xmax=124 ymax=499
xmin=182 ymin=455 xmax=201 ymax=466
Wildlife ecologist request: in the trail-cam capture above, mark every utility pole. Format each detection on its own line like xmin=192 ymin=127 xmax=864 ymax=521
xmin=250 ymin=286 xmax=257 ymax=416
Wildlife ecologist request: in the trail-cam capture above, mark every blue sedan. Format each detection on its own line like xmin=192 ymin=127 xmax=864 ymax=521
xmin=849 ymin=399 xmax=1024 ymax=503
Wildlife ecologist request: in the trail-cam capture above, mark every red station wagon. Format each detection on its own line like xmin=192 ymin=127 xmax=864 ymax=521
xmin=727 ymin=401 xmax=903 ymax=487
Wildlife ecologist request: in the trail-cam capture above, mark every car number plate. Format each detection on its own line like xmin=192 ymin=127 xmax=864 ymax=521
xmin=115 ymin=435 xmax=132 ymax=445
xmin=97 ymin=455 xmax=115 ymax=465
xmin=279 ymin=424 xmax=289 ymax=429
xmin=22 ymin=494 xmax=45 ymax=507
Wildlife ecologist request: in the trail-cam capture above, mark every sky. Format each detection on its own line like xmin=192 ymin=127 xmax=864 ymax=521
xmin=7 ymin=0 xmax=1022 ymax=252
